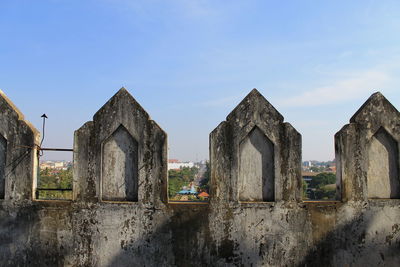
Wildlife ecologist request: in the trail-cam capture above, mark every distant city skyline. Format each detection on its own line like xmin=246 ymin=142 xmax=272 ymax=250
xmin=1 ymin=1 xmax=400 ymax=162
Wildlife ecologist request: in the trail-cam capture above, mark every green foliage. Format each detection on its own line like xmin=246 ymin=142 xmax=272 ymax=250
xmin=168 ymin=167 xmax=198 ymax=182
xmin=188 ymin=195 xmax=199 ymax=201
xmin=37 ymin=190 xmax=72 ymax=200
xmin=307 ymin=172 xmax=336 ymax=200
xmin=302 ymin=179 xmax=308 ymax=199
xmin=313 ymin=185 xmax=336 ymax=200
xmin=310 ymin=172 xmax=336 ymax=189
xmin=309 ymin=166 xmax=325 ymax=172
xmin=38 ymin=167 xmax=73 ymax=200
xmin=168 ymin=176 xmax=186 ymax=198
xmin=168 ymin=167 xmax=198 ymax=198
xmin=199 ymin=161 xmax=210 ymax=192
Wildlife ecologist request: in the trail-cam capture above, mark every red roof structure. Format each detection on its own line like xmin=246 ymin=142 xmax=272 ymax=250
xmin=198 ymin=192 xmax=209 ymax=198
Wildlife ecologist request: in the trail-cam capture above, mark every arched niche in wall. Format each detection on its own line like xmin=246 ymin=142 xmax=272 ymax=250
xmin=0 ymin=134 xmax=6 ymax=199
xmin=336 ymin=92 xmax=400 ymax=201
xmin=238 ymin=126 xmax=275 ymax=202
xmin=210 ymin=89 xmax=302 ymax=204
xmin=367 ymin=127 xmax=400 ymax=199
xmin=101 ymin=125 xmax=138 ymax=202
xmin=74 ymin=88 xmax=167 ymax=205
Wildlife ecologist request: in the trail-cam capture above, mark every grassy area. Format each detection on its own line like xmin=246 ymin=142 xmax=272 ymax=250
xmin=304 ymin=172 xmax=336 ymax=200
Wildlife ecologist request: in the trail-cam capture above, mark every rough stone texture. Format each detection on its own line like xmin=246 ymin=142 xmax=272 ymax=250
xmin=102 ymin=125 xmax=139 ymax=202
xmin=0 ymin=88 xmax=400 ymax=267
xmin=211 ymin=89 xmax=303 ymax=203
xmin=73 ymin=88 xmax=167 ymax=205
xmin=239 ymin=126 xmax=275 ymax=201
xmin=208 ymin=89 xmax=307 ymax=266
xmin=367 ymin=127 xmax=399 ymax=198
xmin=0 ymin=134 xmax=6 ymax=198
xmin=335 ymin=92 xmax=400 ymax=201
xmin=0 ymin=89 xmax=40 ymax=201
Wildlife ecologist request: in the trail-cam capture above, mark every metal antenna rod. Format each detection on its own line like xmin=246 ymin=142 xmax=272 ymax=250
xmin=40 ymin=114 xmax=48 ymax=147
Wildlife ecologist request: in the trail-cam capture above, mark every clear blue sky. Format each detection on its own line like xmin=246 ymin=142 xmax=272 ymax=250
xmin=1 ymin=0 xmax=399 ymax=161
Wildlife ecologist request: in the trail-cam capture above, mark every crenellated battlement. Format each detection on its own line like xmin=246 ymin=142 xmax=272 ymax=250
xmin=0 ymin=88 xmax=399 ymax=266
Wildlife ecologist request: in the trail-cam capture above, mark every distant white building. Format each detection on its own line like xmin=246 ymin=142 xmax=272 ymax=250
xmin=303 ymin=161 xmax=313 ymax=167
xmin=39 ymin=160 xmax=69 ymax=170
xmin=168 ymin=159 xmax=194 ymax=170
xmin=54 ymin=162 xmax=64 ymax=168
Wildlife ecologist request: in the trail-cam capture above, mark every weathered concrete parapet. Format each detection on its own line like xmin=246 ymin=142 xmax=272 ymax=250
xmin=0 ymin=90 xmax=40 ymax=202
xmin=73 ymin=88 xmax=168 ymax=206
xmin=2 ymin=88 xmax=400 ymax=266
xmin=335 ymin=92 xmax=400 ymax=201
xmin=210 ymin=89 xmax=302 ymax=203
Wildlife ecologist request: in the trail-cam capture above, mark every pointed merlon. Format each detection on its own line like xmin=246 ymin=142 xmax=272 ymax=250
xmin=94 ymin=87 xmax=150 ymax=120
xmin=350 ymin=91 xmax=399 ymax=123
xmin=227 ymin=88 xmax=284 ymax=122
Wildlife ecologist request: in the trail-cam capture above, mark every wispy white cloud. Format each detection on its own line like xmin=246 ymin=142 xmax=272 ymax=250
xmin=279 ymin=70 xmax=391 ymax=107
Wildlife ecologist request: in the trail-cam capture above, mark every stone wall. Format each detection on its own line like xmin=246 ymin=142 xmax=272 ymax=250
xmin=0 ymin=88 xmax=399 ymax=267
xmin=0 ymin=90 xmax=39 ymax=201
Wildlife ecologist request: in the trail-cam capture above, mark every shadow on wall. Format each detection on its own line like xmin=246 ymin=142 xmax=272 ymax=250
xmin=298 ymin=203 xmax=400 ymax=267
xmin=1 ymin=88 xmax=400 ymax=266
xmin=106 ymin=205 xmax=264 ymax=267
xmin=106 ymin=206 xmax=213 ymax=267
xmin=1 ymin=202 xmax=399 ymax=267
xmin=0 ymin=205 xmax=72 ymax=267
xmin=104 ymin=203 xmax=400 ymax=267
xmin=368 ymin=127 xmax=400 ymax=199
